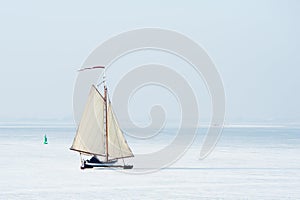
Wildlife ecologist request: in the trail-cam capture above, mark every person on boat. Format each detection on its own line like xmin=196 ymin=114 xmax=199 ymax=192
xmin=88 ymin=155 xmax=101 ymax=163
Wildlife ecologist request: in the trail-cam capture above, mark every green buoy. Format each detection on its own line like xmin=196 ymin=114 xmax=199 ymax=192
xmin=43 ymin=134 xmax=48 ymax=144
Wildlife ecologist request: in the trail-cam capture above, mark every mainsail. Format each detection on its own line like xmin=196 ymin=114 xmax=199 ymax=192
xmin=70 ymin=85 xmax=106 ymax=156
xmin=70 ymin=85 xmax=134 ymax=160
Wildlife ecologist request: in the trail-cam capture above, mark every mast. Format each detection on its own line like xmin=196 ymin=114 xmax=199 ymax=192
xmin=104 ymin=83 xmax=109 ymax=161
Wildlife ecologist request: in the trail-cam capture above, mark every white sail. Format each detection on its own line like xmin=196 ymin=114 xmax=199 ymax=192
xmin=70 ymin=85 xmax=106 ymax=156
xmin=107 ymin=102 xmax=134 ymax=159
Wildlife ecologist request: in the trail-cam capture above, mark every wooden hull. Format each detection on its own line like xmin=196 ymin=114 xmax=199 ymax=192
xmin=81 ymin=160 xmax=133 ymax=169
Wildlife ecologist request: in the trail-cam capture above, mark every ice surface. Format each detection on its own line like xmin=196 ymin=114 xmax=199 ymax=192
xmin=0 ymin=126 xmax=299 ymax=199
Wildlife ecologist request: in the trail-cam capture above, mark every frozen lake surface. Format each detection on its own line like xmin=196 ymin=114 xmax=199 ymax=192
xmin=0 ymin=125 xmax=299 ymax=199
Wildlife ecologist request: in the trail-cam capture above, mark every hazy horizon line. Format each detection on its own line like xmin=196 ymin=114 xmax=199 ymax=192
xmin=0 ymin=121 xmax=300 ymax=129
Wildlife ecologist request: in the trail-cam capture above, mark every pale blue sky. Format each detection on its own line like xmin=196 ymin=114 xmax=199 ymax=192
xmin=0 ymin=0 xmax=299 ymax=124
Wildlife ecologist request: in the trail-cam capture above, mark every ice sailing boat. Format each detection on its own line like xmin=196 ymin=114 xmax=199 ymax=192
xmin=70 ymin=74 xmax=134 ymax=169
